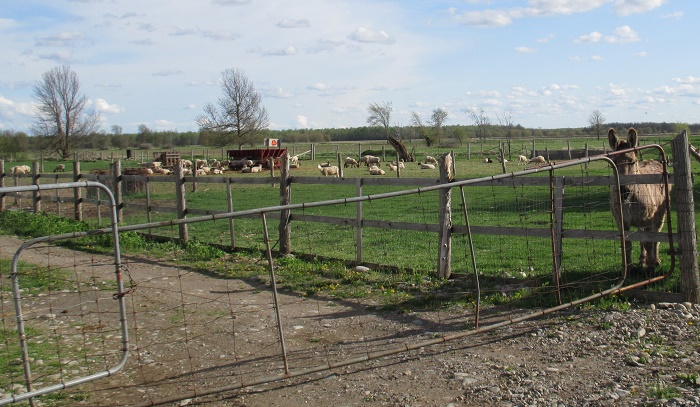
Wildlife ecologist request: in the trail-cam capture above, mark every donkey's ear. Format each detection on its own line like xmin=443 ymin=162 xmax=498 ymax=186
xmin=608 ymin=128 xmax=619 ymax=149
xmin=627 ymin=128 xmax=638 ymax=147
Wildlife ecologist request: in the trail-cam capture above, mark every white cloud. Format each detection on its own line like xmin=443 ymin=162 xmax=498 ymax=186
xmin=574 ymin=31 xmax=602 ymax=43
xmin=515 ymin=46 xmax=537 ymax=53
xmin=605 ymin=25 xmax=639 ymax=43
xmin=608 ymin=83 xmax=627 ymax=96
xmin=0 ymin=18 xmax=18 ymax=30
xmin=152 ymin=70 xmax=184 ymax=76
xmin=537 ymin=34 xmax=556 ymax=43
xmin=673 ymin=76 xmax=700 ymax=84
xmin=454 ymin=9 xmax=514 ymax=27
xmin=35 ymin=31 xmax=86 ymax=46
xmin=263 ymin=86 xmax=294 ymax=98
xmin=308 ymin=83 xmax=328 ymax=91
xmin=263 ymin=45 xmax=298 ymax=56
xmin=277 ymin=19 xmax=310 ymax=28
xmin=296 ymin=115 xmax=308 ymax=128
xmin=349 ymin=27 xmax=396 ymax=44
xmin=92 ymin=98 xmax=124 ymax=114
xmin=614 ymin=0 xmax=667 ymax=16
xmin=661 ymin=11 xmax=683 ymax=19
xmin=37 ymin=51 xmax=73 ymax=63
xmin=635 ymin=51 xmax=648 ymax=57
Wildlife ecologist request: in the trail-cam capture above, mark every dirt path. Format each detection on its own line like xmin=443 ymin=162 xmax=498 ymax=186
xmin=1 ymin=235 xmax=699 ymax=406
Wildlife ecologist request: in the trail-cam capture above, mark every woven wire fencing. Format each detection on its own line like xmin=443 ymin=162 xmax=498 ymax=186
xmin=0 ymin=151 xmax=679 ymax=406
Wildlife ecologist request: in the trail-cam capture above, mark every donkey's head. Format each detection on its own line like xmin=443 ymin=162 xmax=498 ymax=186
xmin=608 ymin=128 xmax=639 ymax=174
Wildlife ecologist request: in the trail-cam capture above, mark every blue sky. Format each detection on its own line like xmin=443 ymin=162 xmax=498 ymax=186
xmin=0 ymin=0 xmax=696 ymax=134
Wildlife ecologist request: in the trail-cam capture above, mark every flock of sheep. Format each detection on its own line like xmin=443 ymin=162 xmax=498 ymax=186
xmin=316 ymin=154 xmax=440 ymax=177
xmin=482 ymin=154 xmax=547 ymax=165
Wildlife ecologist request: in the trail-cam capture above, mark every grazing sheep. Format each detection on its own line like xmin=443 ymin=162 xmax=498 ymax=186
xmin=359 ymin=155 xmax=380 ymax=167
xmin=53 ymin=164 xmax=65 ymax=173
xmin=195 ymin=159 xmax=208 ymax=169
xmin=344 ymin=157 xmax=359 ymax=168
xmin=319 ymin=162 xmax=331 ymax=168
xmin=424 ymin=155 xmax=438 ymax=165
xmin=241 ymin=164 xmax=262 ymax=174
xmin=369 ymin=165 xmax=385 ymax=175
xmin=418 ymin=162 xmax=436 ymax=170
xmin=180 ymin=159 xmax=193 ymax=169
xmin=317 ymin=164 xmax=339 ymax=177
xmin=153 ymin=167 xmax=171 ymax=175
xmin=388 ymin=162 xmax=397 ymax=171
xmin=528 ymin=155 xmax=546 ymax=164
xmin=518 ymin=155 xmax=528 ymax=165
xmin=608 ymin=128 xmax=671 ymax=270
xmin=229 ymin=159 xmax=253 ymax=170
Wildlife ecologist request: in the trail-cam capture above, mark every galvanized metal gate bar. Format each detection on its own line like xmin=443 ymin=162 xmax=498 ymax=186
xmin=0 ymin=181 xmax=127 ymax=406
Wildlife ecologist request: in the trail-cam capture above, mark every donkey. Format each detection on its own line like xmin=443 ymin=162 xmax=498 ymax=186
xmin=608 ymin=128 xmax=670 ymax=271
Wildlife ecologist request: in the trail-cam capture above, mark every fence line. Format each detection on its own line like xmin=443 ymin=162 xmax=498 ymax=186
xmin=0 ymin=146 xmax=690 ymax=406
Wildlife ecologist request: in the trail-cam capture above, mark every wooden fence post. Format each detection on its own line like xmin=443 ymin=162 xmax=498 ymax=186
xmin=174 ymin=161 xmax=189 ymax=243
xmin=226 ymin=177 xmax=235 ymax=248
xmin=73 ymin=161 xmax=82 ymax=221
xmin=32 ymin=162 xmax=41 ymax=213
xmin=356 ymin=178 xmax=363 ymax=263
xmin=112 ymin=160 xmax=123 ymax=223
xmin=337 ymin=153 xmax=343 ymax=178
xmin=671 ymin=131 xmax=700 ymax=303
xmin=437 ymin=152 xmax=454 ymax=279
xmin=278 ymin=155 xmax=291 ymax=254
xmin=0 ymin=160 xmax=5 ymax=212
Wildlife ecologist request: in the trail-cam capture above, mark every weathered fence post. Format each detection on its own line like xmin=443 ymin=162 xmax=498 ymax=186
xmin=145 ymin=176 xmax=152 ymax=238
xmin=0 ymin=160 xmax=5 ymax=211
xmin=32 ymin=162 xmax=41 ymax=213
xmin=356 ymin=178 xmax=363 ymax=263
xmin=174 ymin=161 xmax=189 ymax=243
xmin=437 ymin=152 xmax=454 ymax=279
xmin=671 ymin=131 xmax=700 ymax=303
xmin=279 ymin=155 xmax=291 ymax=255
xmin=73 ymin=161 xmax=82 ymax=221
xmin=112 ymin=160 xmax=123 ymax=223
xmin=337 ymin=153 xmax=343 ymax=178
xmin=467 ymin=142 xmax=471 ymax=160
xmin=226 ymin=177 xmax=235 ymax=248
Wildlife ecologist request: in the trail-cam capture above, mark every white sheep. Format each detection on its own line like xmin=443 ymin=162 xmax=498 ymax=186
xmin=195 ymin=168 xmax=207 ymax=176
xmin=388 ymin=162 xmax=397 ymax=171
xmin=359 ymin=155 xmax=380 ymax=167
xmin=210 ymin=168 xmax=224 ymax=175
xmin=344 ymin=157 xmax=359 ymax=168
xmin=153 ymin=167 xmax=171 ymax=175
xmin=369 ymin=166 xmax=385 ymax=175
xmin=424 ymin=155 xmax=438 ymax=165
xmin=53 ymin=164 xmax=65 ymax=173
xmin=10 ymin=166 xmax=26 ymax=175
xmin=518 ymin=155 xmax=528 ymax=165
xmin=528 ymin=155 xmax=546 ymax=164
xmin=418 ymin=162 xmax=435 ymax=170
xmin=136 ymin=168 xmax=153 ymax=176
xmin=483 ymin=157 xmax=493 ymax=163
xmin=318 ymin=164 xmax=339 ymax=177
xmin=242 ymin=164 xmax=262 ymax=173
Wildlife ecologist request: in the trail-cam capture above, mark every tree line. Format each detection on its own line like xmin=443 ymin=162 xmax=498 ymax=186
xmin=9 ymin=64 xmax=698 ymax=160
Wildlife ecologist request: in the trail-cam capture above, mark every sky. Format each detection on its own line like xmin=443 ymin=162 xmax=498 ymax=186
xmin=0 ymin=0 xmax=697 ymax=134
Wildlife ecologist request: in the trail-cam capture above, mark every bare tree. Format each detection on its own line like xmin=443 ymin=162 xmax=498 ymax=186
xmin=410 ymin=111 xmax=434 ymax=147
xmin=465 ymin=107 xmax=490 ymax=141
xmin=197 ymin=68 xmax=269 ymax=149
xmin=588 ymin=109 xmax=605 ymax=140
xmin=428 ymin=108 xmax=448 ymax=147
xmin=111 ymin=124 xmax=123 ymax=135
xmin=32 ymin=65 xmax=101 ymax=159
xmin=497 ymin=107 xmax=515 ymax=160
xmin=366 ymin=101 xmax=392 ymax=138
